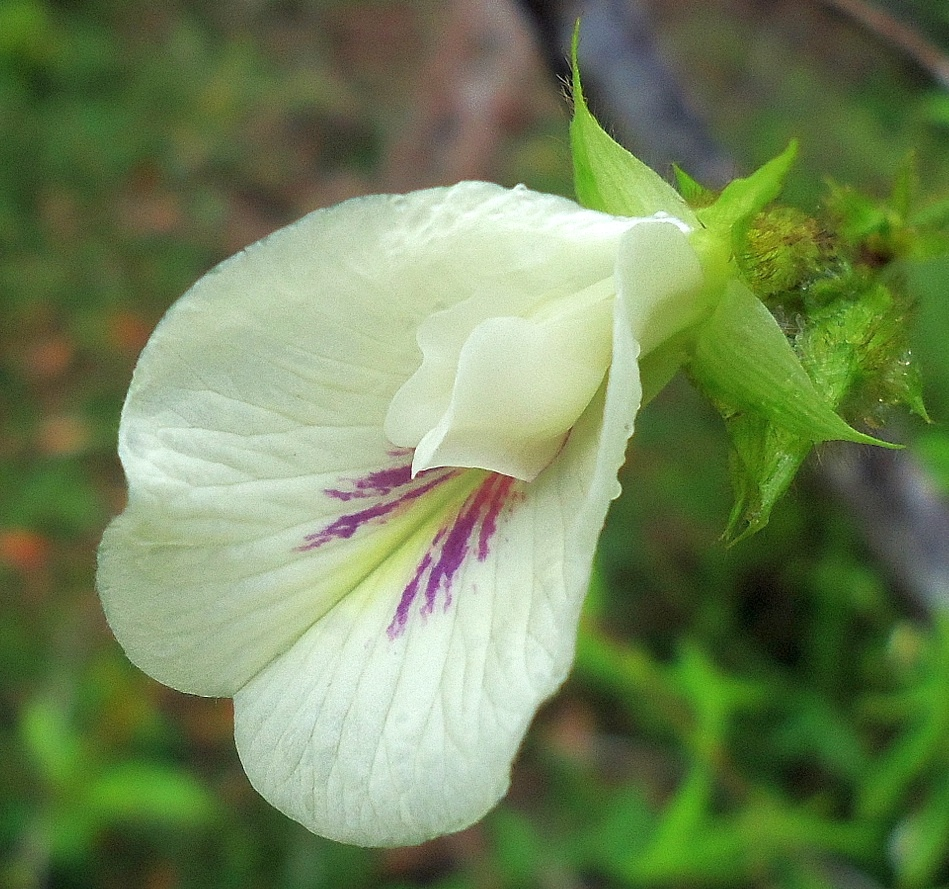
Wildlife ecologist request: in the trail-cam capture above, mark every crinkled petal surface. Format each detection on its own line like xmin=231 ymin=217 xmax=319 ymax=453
xmin=97 ymin=181 xmax=643 ymax=845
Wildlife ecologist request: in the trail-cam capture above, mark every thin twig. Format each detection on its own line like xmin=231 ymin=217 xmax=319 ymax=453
xmin=819 ymin=0 xmax=949 ymax=89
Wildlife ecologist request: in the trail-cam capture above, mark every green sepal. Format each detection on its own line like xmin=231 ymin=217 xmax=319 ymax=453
xmin=719 ymin=415 xmax=813 ymax=542
xmin=569 ymin=24 xmax=696 ymax=223
xmin=909 ymin=197 xmax=949 ymax=231
xmin=697 ymin=142 xmax=798 ymax=236
xmin=638 ymin=330 xmax=693 ymax=407
xmin=673 ymin=164 xmax=716 ymax=209
xmin=693 ymin=282 xmax=892 ymax=446
xmin=823 ymin=156 xmax=918 ymax=261
xmin=823 ymin=182 xmax=893 ymax=245
xmin=690 ymin=281 xmax=898 ymax=541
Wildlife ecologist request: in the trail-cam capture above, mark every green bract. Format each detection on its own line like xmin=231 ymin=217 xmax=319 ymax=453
xmin=570 ymin=28 xmax=697 ymax=224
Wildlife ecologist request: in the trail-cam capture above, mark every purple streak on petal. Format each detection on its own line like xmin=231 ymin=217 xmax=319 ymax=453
xmin=421 ymin=475 xmax=500 ymax=615
xmin=387 ymin=473 xmax=520 ymax=638
xmin=386 ymin=549 xmax=433 ymax=640
xmin=478 ymin=475 xmax=517 ymax=560
xmin=386 ymin=528 xmax=446 ymax=640
xmin=297 ymin=465 xmax=455 ymax=552
xmin=324 ymin=463 xmax=415 ymax=502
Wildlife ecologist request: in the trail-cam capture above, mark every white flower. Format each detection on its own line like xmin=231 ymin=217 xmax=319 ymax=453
xmin=97 ymin=181 xmax=704 ymax=847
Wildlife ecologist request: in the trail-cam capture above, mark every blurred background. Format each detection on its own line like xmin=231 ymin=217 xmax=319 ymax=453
xmin=5 ymin=0 xmax=949 ymax=886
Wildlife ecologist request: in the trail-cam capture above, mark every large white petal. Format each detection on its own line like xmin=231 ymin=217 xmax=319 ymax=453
xmin=97 ymin=182 xmax=633 ymax=697
xmin=230 ymin=268 xmax=643 ymax=847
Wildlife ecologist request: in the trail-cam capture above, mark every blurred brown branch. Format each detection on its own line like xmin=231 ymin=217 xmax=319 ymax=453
xmin=819 ymin=0 xmax=949 ymax=89
xmin=382 ymin=0 xmax=547 ymax=190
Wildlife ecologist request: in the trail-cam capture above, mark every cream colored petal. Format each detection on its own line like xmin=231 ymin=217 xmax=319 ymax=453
xmin=230 ymin=272 xmax=643 ymax=847
xmin=98 ymin=182 xmax=631 ymax=697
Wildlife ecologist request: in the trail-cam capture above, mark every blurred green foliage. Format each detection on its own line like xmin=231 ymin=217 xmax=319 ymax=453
xmin=4 ymin=1 xmax=949 ymax=887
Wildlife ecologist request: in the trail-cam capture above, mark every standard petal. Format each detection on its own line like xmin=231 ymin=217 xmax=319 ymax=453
xmin=97 ymin=182 xmax=633 ymax=697
xmin=615 ymin=216 xmax=704 ymax=356
xmin=230 ymin=272 xmax=643 ymax=847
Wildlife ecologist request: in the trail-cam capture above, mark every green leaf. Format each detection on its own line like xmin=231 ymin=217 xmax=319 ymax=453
xmin=698 ymin=141 xmax=798 ymax=234
xmin=857 ymin=616 xmax=949 ymax=822
xmin=890 ymin=151 xmax=917 ymax=223
xmin=85 ymin=762 xmax=216 ymax=827
xmin=914 ymin=431 xmax=949 ymax=495
xmin=490 ymin=809 xmax=558 ymax=883
xmin=579 ymin=786 xmax=656 ymax=871
xmin=569 ymin=24 xmax=695 ymax=222
xmin=20 ymin=697 xmax=87 ymax=790
xmin=890 ymin=772 xmax=949 ymax=888
xmin=909 ymin=196 xmax=949 ymax=230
